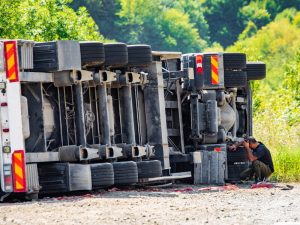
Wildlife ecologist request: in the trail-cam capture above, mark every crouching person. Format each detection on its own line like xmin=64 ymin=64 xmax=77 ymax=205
xmin=240 ymin=137 xmax=274 ymax=182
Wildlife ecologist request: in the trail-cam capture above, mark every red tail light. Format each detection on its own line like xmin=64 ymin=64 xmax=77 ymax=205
xmin=214 ymin=147 xmax=222 ymax=152
xmin=196 ymin=54 xmax=203 ymax=74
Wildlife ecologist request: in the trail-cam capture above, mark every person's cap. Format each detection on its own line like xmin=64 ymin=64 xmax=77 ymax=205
xmin=244 ymin=136 xmax=257 ymax=143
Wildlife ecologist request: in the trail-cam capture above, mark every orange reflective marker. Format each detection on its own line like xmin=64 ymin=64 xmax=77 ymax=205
xmin=211 ymin=55 xmax=219 ymax=85
xmin=12 ymin=150 xmax=26 ymax=192
xmin=4 ymin=41 xmax=19 ymax=82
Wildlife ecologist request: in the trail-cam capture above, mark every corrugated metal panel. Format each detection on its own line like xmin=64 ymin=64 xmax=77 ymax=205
xmin=194 ymin=150 xmax=226 ymax=185
xmin=26 ymin=163 xmax=40 ymax=193
xmin=18 ymin=40 xmax=34 ymax=70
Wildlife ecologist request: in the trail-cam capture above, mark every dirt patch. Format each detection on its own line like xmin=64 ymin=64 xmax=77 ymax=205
xmin=0 ymin=183 xmax=299 ymax=225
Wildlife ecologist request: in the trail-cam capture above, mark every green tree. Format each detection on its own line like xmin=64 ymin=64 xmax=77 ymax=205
xmin=0 ymin=0 xmax=104 ymax=41
xmin=161 ymin=0 xmax=210 ymax=43
xmin=238 ymin=21 xmax=257 ymax=40
xmin=228 ymin=18 xmax=300 ymax=87
xmin=116 ymin=0 xmax=207 ymax=52
xmin=238 ymin=1 xmax=300 ymax=40
xmin=160 ymin=8 xmax=207 ymax=52
xmin=239 ymin=1 xmax=271 ymax=28
xmin=70 ymin=0 xmax=120 ymax=40
xmin=202 ymin=0 xmax=249 ymax=47
xmin=228 ymin=15 xmax=300 ymax=151
xmin=202 ymin=0 xmax=300 ymax=47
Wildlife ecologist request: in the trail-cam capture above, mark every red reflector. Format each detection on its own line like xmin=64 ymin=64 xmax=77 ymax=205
xmin=1 ymin=102 xmax=8 ymax=107
xmin=196 ymin=55 xmax=203 ymax=74
xmin=4 ymin=175 xmax=11 ymax=184
xmin=12 ymin=150 xmax=27 ymax=192
xmin=214 ymin=147 xmax=222 ymax=152
xmin=2 ymin=128 xmax=9 ymax=133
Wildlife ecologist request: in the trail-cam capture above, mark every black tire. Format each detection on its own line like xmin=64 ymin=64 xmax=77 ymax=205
xmin=223 ymin=53 xmax=246 ymax=70
xmin=227 ymin=163 xmax=250 ymax=182
xmin=80 ymin=41 xmax=105 ymax=68
xmin=136 ymin=160 xmax=162 ymax=179
xmin=104 ymin=43 xmax=128 ymax=67
xmin=90 ymin=163 xmax=114 ymax=189
xmin=245 ymin=62 xmax=266 ymax=80
xmin=127 ymin=45 xmax=152 ymax=67
xmin=112 ymin=161 xmax=138 ymax=185
xmin=25 ymin=193 xmax=39 ymax=201
xmin=38 ymin=163 xmax=69 ymax=193
xmin=224 ymin=71 xmax=247 ymax=87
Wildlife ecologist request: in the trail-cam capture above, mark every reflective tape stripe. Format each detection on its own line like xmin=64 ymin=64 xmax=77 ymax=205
xmin=211 ymin=55 xmax=219 ymax=85
xmin=12 ymin=150 xmax=26 ymax=192
xmin=4 ymin=41 xmax=19 ymax=82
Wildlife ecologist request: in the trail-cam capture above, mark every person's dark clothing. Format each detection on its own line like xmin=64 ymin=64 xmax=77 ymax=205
xmin=252 ymin=142 xmax=274 ymax=172
xmin=240 ymin=142 xmax=274 ymax=181
xmin=240 ymin=160 xmax=272 ymax=181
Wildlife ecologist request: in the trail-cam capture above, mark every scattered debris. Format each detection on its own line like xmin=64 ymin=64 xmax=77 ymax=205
xmin=279 ymin=184 xmax=294 ymax=191
xmin=198 ymin=185 xmax=239 ymax=192
xmin=251 ymin=182 xmax=275 ymax=189
xmin=172 ymin=187 xmax=194 ymax=193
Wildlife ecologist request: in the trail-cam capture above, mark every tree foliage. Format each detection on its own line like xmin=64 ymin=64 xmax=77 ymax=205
xmin=228 ymin=14 xmax=300 ymax=150
xmin=202 ymin=0 xmax=249 ymax=47
xmin=115 ymin=0 xmax=207 ymax=52
xmin=71 ymin=0 xmax=120 ymax=40
xmin=0 ymin=0 xmax=104 ymax=41
xmin=70 ymin=0 xmax=300 ymax=50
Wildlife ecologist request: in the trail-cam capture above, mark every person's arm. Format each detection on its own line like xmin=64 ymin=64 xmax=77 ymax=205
xmin=228 ymin=141 xmax=244 ymax=151
xmin=243 ymin=142 xmax=258 ymax=161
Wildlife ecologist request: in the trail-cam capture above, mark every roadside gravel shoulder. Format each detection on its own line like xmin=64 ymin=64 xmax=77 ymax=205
xmin=0 ymin=183 xmax=299 ymax=225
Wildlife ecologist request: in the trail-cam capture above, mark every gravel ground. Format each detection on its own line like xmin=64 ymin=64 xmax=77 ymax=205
xmin=0 ymin=183 xmax=299 ymax=225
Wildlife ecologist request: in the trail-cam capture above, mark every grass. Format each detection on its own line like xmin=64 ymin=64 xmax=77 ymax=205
xmin=253 ymin=117 xmax=300 ymax=182
xmin=270 ymin=147 xmax=300 ymax=182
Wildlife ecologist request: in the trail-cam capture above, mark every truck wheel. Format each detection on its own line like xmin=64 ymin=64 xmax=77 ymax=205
xmin=224 ymin=71 xmax=247 ymax=87
xmin=223 ymin=53 xmax=246 ymax=70
xmin=112 ymin=161 xmax=138 ymax=185
xmin=127 ymin=45 xmax=152 ymax=67
xmin=104 ymin=43 xmax=128 ymax=67
xmin=80 ymin=41 xmax=105 ymax=67
xmin=136 ymin=160 xmax=162 ymax=179
xmin=25 ymin=193 xmax=39 ymax=201
xmin=245 ymin=62 xmax=266 ymax=80
xmin=227 ymin=163 xmax=250 ymax=182
xmin=90 ymin=163 xmax=114 ymax=189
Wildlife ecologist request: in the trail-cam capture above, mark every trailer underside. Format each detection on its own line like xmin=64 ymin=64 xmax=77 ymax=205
xmin=0 ymin=40 xmax=266 ymax=199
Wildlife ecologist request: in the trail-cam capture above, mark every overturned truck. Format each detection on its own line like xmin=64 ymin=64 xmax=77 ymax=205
xmin=0 ymin=40 xmax=266 ymax=200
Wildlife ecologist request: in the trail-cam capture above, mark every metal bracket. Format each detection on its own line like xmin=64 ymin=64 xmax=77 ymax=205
xmin=162 ymin=68 xmax=192 ymax=79
xmin=93 ymin=70 xmax=117 ymax=84
xmin=130 ymin=145 xmax=155 ymax=158
xmin=125 ymin=72 xmax=141 ymax=84
xmin=70 ymin=69 xmax=93 ymax=82
xmin=90 ymin=145 xmax=123 ymax=159
xmin=106 ymin=146 xmax=123 ymax=159
xmin=58 ymin=145 xmax=99 ymax=162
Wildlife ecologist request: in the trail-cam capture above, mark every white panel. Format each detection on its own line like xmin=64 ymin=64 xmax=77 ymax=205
xmin=0 ymin=43 xmax=4 ymax=72
xmin=6 ymin=81 xmax=25 ymax=151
